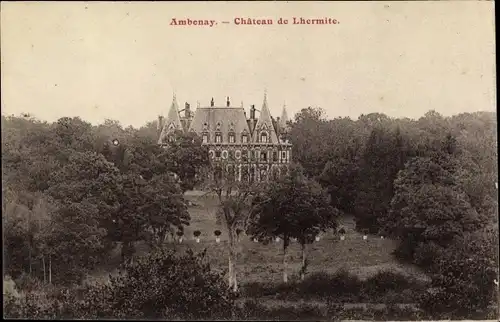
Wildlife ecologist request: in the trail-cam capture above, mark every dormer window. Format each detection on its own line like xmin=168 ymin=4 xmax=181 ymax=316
xmin=260 ymin=132 xmax=268 ymax=143
xmin=168 ymin=135 xmax=175 ymax=143
xmin=215 ymin=132 xmax=222 ymax=143
xmin=242 ymin=134 xmax=248 ymax=143
xmin=228 ymin=132 xmax=235 ymax=143
xmin=202 ymin=133 xmax=209 ymax=144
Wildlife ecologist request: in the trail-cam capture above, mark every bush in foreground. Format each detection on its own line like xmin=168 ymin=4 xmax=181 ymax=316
xmin=4 ymin=248 xmax=235 ymax=320
xmin=241 ymin=269 xmax=424 ymax=303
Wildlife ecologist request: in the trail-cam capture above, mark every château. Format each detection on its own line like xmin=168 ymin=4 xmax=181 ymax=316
xmin=157 ymin=93 xmax=292 ymax=182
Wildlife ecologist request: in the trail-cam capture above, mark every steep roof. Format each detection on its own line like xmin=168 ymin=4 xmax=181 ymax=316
xmin=252 ymin=93 xmax=279 ymax=143
xmin=158 ymin=94 xmax=183 ymax=144
xmin=279 ymin=105 xmax=289 ymax=128
xmin=189 ymin=106 xmax=251 ymax=144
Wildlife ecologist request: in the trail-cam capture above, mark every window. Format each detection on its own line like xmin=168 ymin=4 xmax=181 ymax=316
xmin=261 ymin=151 xmax=267 ymax=161
xmin=242 ymin=150 xmax=248 ymax=161
xmin=242 ymin=134 xmax=248 ymax=143
xmin=250 ymin=151 xmax=255 ymax=160
xmin=215 ymin=132 xmax=222 ymax=143
xmin=215 ymin=151 xmax=221 ymax=158
xmin=202 ymin=133 xmax=209 ymax=143
xmin=229 ymin=133 xmax=235 ymax=143
xmin=273 ymin=151 xmax=278 ymax=162
xmin=235 ymin=150 xmax=241 ymax=159
xmin=282 ymin=151 xmax=287 ymax=159
xmin=168 ymin=135 xmax=175 ymax=143
xmin=229 ymin=150 xmax=234 ymax=160
xmin=260 ymin=132 xmax=268 ymax=143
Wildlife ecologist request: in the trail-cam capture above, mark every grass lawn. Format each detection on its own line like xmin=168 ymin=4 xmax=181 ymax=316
xmin=90 ymin=191 xmax=428 ymax=287
xmin=159 ymin=192 xmax=429 ymax=284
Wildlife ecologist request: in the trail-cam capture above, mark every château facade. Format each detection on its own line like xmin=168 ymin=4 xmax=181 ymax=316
xmin=157 ymin=93 xmax=292 ymax=182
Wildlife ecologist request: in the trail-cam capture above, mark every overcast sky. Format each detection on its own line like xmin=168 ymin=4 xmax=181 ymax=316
xmin=1 ymin=1 xmax=496 ymax=128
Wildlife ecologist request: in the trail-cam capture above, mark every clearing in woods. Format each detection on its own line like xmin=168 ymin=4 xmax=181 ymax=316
xmin=174 ymin=192 xmax=428 ymax=283
xmin=91 ymin=191 xmax=428 ymax=285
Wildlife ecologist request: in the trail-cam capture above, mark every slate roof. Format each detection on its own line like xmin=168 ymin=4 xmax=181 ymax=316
xmin=188 ymin=106 xmax=251 ymax=144
xmin=251 ymin=93 xmax=279 ymax=143
xmin=158 ymin=95 xmax=183 ymax=143
xmin=159 ymin=94 xmax=291 ymax=145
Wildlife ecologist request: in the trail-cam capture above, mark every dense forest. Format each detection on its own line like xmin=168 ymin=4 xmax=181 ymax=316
xmin=2 ymin=108 xmax=498 ymax=319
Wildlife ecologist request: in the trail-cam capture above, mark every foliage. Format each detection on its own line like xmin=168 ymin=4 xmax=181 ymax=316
xmin=77 ymin=248 xmax=235 ymax=319
xmin=2 ymin=108 xmax=498 ymax=318
xmin=418 ymin=227 xmax=499 ymax=319
xmin=249 ymin=165 xmax=338 ymax=243
xmin=241 ymin=269 xmax=426 ymax=303
xmin=162 ymin=130 xmax=210 ymax=192
xmin=379 ymin=154 xmax=485 ymax=265
xmin=4 ymin=249 xmax=235 ymax=320
xmin=353 ymin=126 xmax=414 ymax=232
xmin=248 ymin=164 xmax=339 ymax=281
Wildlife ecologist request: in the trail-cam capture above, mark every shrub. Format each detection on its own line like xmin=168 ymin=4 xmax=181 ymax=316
xmin=413 ymin=241 xmax=446 ymax=270
xmin=342 ymin=306 xmax=427 ymax=320
xmin=241 ymin=280 xmax=298 ymax=299
xmin=242 ymin=270 xmax=426 ymax=304
xmin=77 ymin=248 xmax=235 ymax=320
xmin=418 ymin=251 xmax=498 ymax=319
xmin=214 ymin=230 xmax=221 ymax=237
xmin=193 ymin=230 xmax=201 ymax=237
xmin=3 ymin=284 xmax=80 ymax=319
xmin=338 ymin=227 xmax=346 ymax=235
xmin=237 ymin=299 xmax=333 ymax=320
xmin=176 ymin=230 xmax=184 ymax=237
xmin=361 ymin=271 xmax=420 ymax=299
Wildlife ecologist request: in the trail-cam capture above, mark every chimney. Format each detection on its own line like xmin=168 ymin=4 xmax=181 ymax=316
xmin=185 ymin=102 xmax=191 ymax=118
xmin=250 ymin=105 xmax=256 ymax=119
xmin=226 ymin=96 xmax=230 ymax=107
xmin=210 ymin=97 xmax=214 ymax=107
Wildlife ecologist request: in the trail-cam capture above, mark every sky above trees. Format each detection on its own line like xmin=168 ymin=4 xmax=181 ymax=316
xmin=1 ymin=2 xmax=495 ymax=127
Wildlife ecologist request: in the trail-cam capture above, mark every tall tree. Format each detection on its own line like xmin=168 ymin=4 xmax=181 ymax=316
xmin=379 ymin=154 xmax=485 ymax=264
xmin=248 ymin=165 xmax=339 ymax=282
xmin=204 ymin=159 xmax=264 ymax=292
xmin=288 ymin=107 xmax=332 ymax=177
xmin=162 ymin=130 xmax=210 ymax=193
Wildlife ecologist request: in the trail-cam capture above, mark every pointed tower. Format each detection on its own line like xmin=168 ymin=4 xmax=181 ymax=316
xmin=279 ymin=104 xmax=289 ymax=131
xmin=252 ymin=91 xmax=279 ymax=144
xmin=158 ymin=94 xmax=183 ymax=144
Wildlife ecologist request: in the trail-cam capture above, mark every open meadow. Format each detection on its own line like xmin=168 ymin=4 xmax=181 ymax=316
xmin=131 ymin=192 xmax=429 ymax=286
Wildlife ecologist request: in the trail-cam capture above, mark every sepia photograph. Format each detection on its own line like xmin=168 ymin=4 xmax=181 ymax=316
xmin=1 ymin=1 xmax=498 ymax=320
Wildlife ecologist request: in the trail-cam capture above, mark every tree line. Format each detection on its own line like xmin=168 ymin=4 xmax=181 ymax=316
xmin=289 ymin=107 xmax=498 ymax=316
xmin=2 ymin=116 xmax=208 ymax=285
xmin=2 ymin=108 xmax=498 ymax=319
